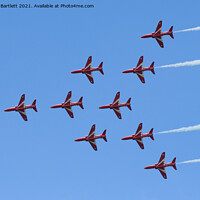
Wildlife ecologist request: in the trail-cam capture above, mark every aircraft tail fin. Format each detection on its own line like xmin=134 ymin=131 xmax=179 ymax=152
xmin=78 ymin=97 xmax=84 ymax=109
xmin=150 ymin=62 xmax=155 ymax=74
xmin=149 ymin=128 xmax=154 ymax=140
xmin=32 ymin=99 xmax=38 ymax=112
xmin=126 ymin=98 xmax=132 ymax=110
xmin=102 ymin=129 xmax=107 ymax=142
xmin=172 ymin=157 xmax=177 ymax=170
xmin=98 ymin=62 xmax=104 ymax=75
xmin=169 ymin=26 xmax=174 ymax=39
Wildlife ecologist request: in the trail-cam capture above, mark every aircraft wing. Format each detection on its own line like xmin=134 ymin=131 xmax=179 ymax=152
xmin=155 ymin=36 xmax=164 ymax=48
xmin=88 ymin=124 xmax=95 ymax=138
xmin=65 ymin=107 xmax=74 ymax=118
xmin=113 ymin=107 xmax=122 ymax=119
xmin=134 ymin=123 xmax=142 ymax=137
xmin=112 ymin=92 xmax=120 ymax=106
xmin=155 ymin=20 xmax=162 ymax=34
xmin=158 ymin=152 xmax=165 ymax=166
xmin=136 ymin=71 xmax=145 ymax=83
xmin=135 ymin=138 xmax=144 ymax=149
xmin=18 ymin=109 xmax=28 ymax=121
xmin=85 ymin=72 xmax=94 ymax=84
xmin=89 ymin=139 xmax=97 ymax=151
xmin=84 ymin=56 xmax=92 ymax=70
xmin=64 ymin=91 xmax=72 ymax=105
xmin=136 ymin=56 xmax=143 ymax=70
xmin=158 ymin=167 xmax=167 ymax=179
xmin=18 ymin=94 xmax=25 ymax=108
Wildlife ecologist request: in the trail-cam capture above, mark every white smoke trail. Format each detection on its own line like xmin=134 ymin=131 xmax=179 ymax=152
xmin=155 ymin=124 xmax=200 ymax=135
xmin=174 ymin=26 xmax=200 ymax=33
xmin=156 ymin=60 xmax=200 ymax=69
xmin=177 ymin=159 xmax=200 ymax=165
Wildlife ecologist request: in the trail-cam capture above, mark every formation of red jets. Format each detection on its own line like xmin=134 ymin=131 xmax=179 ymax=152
xmin=4 ymin=21 xmax=176 ymax=179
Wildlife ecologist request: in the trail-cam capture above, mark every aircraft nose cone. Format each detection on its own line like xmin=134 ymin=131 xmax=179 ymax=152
xmin=122 ymin=70 xmax=132 ymax=73
xmin=74 ymin=138 xmax=81 ymax=142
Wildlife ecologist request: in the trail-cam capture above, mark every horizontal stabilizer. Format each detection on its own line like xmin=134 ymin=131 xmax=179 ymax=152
xmin=172 ymin=157 xmax=177 ymax=170
xmin=32 ymin=99 xmax=38 ymax=112
xmin=169 ymin=26 xmax=174 ymax=39
xmin=149 ymin=128 xmax=154 ymax=140
xmin=150 ymin=62 xmax=155 ymax=74
xmin=98 ymin=62 xmax=104 ymax=75
xmin=126 ymin=98 xmax=132 ymax=110
xmin=79 ymin=97 xmax=84 ymax=109
xmin=102 ymin=130 xmax=107 ymax=142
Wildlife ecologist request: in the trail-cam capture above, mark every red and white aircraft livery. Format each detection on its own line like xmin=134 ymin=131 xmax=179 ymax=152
xmin=141 ymin=20 xmax=174 ymax=48
xmin=144 ymin=152 xmax=177 ymax=179
xmin=71 ymin=56 xmax=104 ymax=84
xmin=50 ymin=91 xmax=83 ymax=118
xmin=122 ymin=56 xmax=155 ymax=83
xmin=74 ymin=124 xmax=107 ymax=151
xmin=121 ymin=123 xmax=154 ymax=149
xmin=99 ymin=92 xmax=131 ymax=119
xmin=4 ymin=94 xmax=37 ymax=121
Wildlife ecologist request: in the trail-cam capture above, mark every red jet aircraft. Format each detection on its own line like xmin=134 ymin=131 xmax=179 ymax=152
xmin=121 ymin=123 xmax=154 ymax=149
xmin=144 ymin=152 xmax=177 ymax=179
xmin=99 ymin=92 xmax=131 ymax=119
xmin=51 ymin=91 xmax=83 ymax=118
xmin=4 ymin=94 xmax=37 ymax=121
xmin=122 ymin=56 xmax=155 ymax=83
xmin=71 ymin=56 xmax=104 ymax=84
xmin=141 ymin=20 xmax=174 ymax=48
xmin=74 ymin=124 xmax=107 ymax=151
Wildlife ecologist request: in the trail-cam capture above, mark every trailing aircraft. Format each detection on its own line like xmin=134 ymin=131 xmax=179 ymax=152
xmin=74 ymin=124 xmax=107 ymax=151
xmin=122 ymin=56 xmax=155 ymax=83
xmin=50 ymin=91 xmax=83 ymax=118
xmin=121 ymin=123 xmax=154 ymax=149
xmin=144 ymin=152 xmax=177 ymax=179
xmin=141 ymin=20 xmax=174 ymax=48
xmin=99 ymin=92 xmax=131 ymax=119
xmin=4 ymin=94 xmax=37 ymax=121
xmin=71 ymin=56 xmax=104 ymax=84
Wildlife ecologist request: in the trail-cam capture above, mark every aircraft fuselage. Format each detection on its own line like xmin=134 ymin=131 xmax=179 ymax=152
xmin=144 ymin=162 xmax=175 ymax=169
xmin=121 ymin=132 xmax=153 ymax=140
xmin=71 ymin=67 xmax=100 ymax=74
xmin=99 ymin=103 xmax=130 ymax=109
xmin=50 ymin=101 xmax=81 ymax=109
xmin=75 ymin=134 xmax=105 ymax=142
xmin=141 ymin=31 xmax=172 ymax=38
xmin=4 ymin=105 xmax=35 ymax=112
xmin=123 ymin=66 xmax=153 ymax=74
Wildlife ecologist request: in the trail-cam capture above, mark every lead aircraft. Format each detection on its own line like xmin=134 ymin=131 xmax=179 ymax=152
xmin=121 ymin=123 xmax=154 ymax=149
xmin=144 ymin=152 xmax=177 ymax=179
xmin=71 ymin=56 xmax=104 ymax=84
xmin=4 ymin=94 xmax=37 ymax=121
xmin=141 ymin=20 xmax=174 ymax=48
xmin=74 ymin=124 xmax=107 ymax=151
xmin=51 ymin=91 xmax=83 ymax=118
xmin=99 ymin=92 xmax=132 ymax=119
xmin=122 ymin=56 xmax=155 ymax=83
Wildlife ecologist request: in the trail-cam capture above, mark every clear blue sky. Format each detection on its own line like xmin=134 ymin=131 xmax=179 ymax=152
xmin=1 ymin=0 xmax=200 ymax=199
